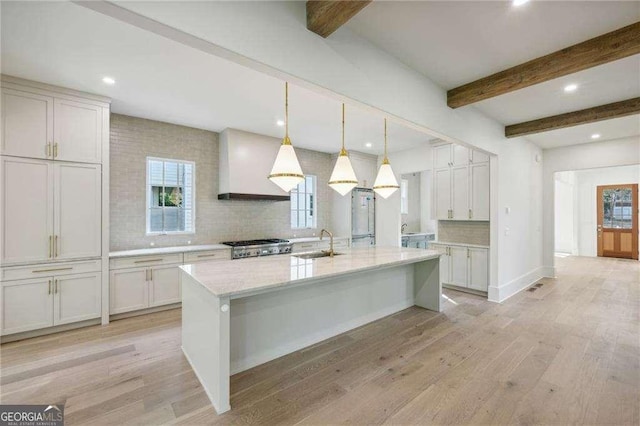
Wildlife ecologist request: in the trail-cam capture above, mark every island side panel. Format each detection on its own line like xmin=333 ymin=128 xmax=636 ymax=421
xmin=229 ymin=264 xmax=415 ymax=374
xmin=413 ymin=258 xmax=442 ymax=312
xmin=181 ymin=272 xmax=231 ymax=414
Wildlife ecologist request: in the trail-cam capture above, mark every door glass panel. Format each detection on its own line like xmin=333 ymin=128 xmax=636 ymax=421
xmin=603 ymin=188 xmax=632 ymax=229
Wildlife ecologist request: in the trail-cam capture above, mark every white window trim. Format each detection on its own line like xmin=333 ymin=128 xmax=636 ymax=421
xmin=146 ymin=156 xmax=196 ymax=236
xmin=291 ymin=175 xmax=317 ymax=230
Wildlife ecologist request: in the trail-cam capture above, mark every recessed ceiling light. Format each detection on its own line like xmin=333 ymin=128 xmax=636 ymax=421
xmin=512 ymin=0 xmax=530 ymax=6
xmin=564 ymin=84 xmax=578 ymax=93
xmin=365 ymin=142 xmax=373 ymax=148
xmin=591 ymin=133 xmax=601 ymax=139
xmin=102 ymin=77 xmax=115 ymax=85
xmin=276 ymin=120 xmax=285 ymax=126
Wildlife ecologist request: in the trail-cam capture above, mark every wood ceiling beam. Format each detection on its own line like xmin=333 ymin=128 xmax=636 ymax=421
xmin=307 ymin=1 xmax=372 ymax=38
xmin=505 ymin=97 xmax=640 ymax=138
xmin=447 ymin=22 xmax=640 ymax=108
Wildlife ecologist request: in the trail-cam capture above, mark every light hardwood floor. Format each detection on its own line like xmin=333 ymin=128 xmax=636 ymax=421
xmin=1 ymin=255 xmax=638 ymax=425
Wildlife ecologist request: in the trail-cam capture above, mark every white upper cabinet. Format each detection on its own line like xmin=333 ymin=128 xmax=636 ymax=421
xmin=451 ymin=165 xmax=470 ymax=220
xmin=435 ymin=168 xmax=452 ymax=220
xmin=433 ymin=145 xmax=452 ymax=169
xmin=433 ymin=143 xmax=490 ymax=221
xmin=54 ymin=99 xmax=102 ymax=164
xmin=470 ymin=163 xmax=490 ymax=221
xmin=1 ymin=88 xmax=53 ymax=159
xmin=1 ymin=157 xmax=54 ymax=265
xmin=452 ymin=145 xmax=470 ymax=167
xmin=54 ymin=163 xmax=102 ymax=260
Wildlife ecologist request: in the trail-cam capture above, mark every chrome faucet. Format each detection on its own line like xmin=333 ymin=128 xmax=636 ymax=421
xmin=320 ymin=229 xmax=334 ymax=257
xmin=401 ymin=223 xmax=408 ymax=234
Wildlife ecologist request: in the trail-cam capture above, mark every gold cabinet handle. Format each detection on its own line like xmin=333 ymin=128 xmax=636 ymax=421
xmin=53 ymin=142 xmax=58 ymax=158
xmin=150 ymin=269 xmax=153 ymax=281
xmin=467 ymin=248 xmax=470 ymax=259
xmin=49 ymin=235 xmax=52 ymax=258
xmin=46 ymin=143 xmax=51 ymax=158
xmin=54 ymin=235 xmax=58 ymax=258
xmin=54 ymin=279 xmax=58 ymax=294
xmin=48 ymin=279 xmax=52 ymax=295
xmin=134 ymin=258 xmax=163 ymax=264
xmin=469 ymin=209 xmax=472 ymax=219
xmin=197 ymin=254 xmax=218 ymax=258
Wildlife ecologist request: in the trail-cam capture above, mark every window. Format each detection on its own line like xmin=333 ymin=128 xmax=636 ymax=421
xmin=291 ymin=175 xmax=316 ymax=229
xmin=146 ymin=157 xmax=195 ymax=234
xmin=400 ymin=179 xmax=409 ymax=214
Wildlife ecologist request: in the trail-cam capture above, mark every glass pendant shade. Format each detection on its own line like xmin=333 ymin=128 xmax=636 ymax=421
xmin=268 ymin=82 xmax=304 ymax=192
xmin=329 ymin=149 xmax=358 ymax=196
xmin=268 ymin=138 xmax=304 ymax=192
xmin=329 ymin=104 xmax=358 ymax=196
xmin=373 ymin=118 xmax=399 ymax=199
xmin=373 ymin=160 xmax=399 ymax=198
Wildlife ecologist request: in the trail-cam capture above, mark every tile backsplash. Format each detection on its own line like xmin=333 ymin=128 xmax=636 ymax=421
xmin=438 ymin=221 xmax=490 ymax=246
xmin=110 ymin=114 xmax=333 ymax=251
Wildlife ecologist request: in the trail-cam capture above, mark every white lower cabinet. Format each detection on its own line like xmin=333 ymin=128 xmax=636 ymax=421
xmin=468 ymin=248 xmax=489 ymax=291
xmin=109 ymin=268 xmax=149 ymax=314
xmin=1 ymin=269 xmax=101 ymax=335
xmin=149 ymin=265 xmax=181 ymax=307
xmin=109 ymin=265 xmax=181 ymax=314
xmin=432 ymin=244 xmax=489 ymax=293
xmin=449 ymin=246 xmax=468 ymax=287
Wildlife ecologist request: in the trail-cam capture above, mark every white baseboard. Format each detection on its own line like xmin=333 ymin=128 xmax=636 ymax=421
xmin=488 ymin=266 xmax=545 ymax=303
xmin=541 ymin=265 xmax=555 ymax=278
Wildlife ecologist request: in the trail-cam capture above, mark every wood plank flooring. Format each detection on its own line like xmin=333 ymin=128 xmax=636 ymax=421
xmin=1 ymin=255 xmax=638 ymax=425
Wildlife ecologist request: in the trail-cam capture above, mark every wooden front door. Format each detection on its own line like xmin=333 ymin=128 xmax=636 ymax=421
xmin=597 ymin=184 xmax=638 ymax=259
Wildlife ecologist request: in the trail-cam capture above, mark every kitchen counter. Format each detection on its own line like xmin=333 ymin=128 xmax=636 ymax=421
xmin=109 ymin=244 xmax=229 ymax=258
xmin=181 ymin=246 xmax=439 ymax=299
xmin=401 ymin=232 xmax=435 ymax=237
xmin=180 ymin=246 xmax=442 ymax=414
xmin=431 ymin=241 xmax=489 ymax=249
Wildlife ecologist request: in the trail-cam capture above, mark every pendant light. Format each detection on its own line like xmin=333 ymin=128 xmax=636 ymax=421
xmin=373 ymin=118 xmax=400 ymax=199
xmin=328 ymin=104 xmax=358 ymax=196
xmin=268 ymin=82 xmax=304 ymax=192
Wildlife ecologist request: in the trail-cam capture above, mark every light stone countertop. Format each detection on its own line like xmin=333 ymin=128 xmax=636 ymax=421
xmin=431 ymin=241 xmax=490 ymax=249
xmin=109 ymin=244 xmax=230 ymax=258
xmin=180 ymin=246 xmax=440 ymax=299
xmin=287 ymin=236 xmax=350 ymax=243
xmin=402 ymin=232 xmax=436 ymax=238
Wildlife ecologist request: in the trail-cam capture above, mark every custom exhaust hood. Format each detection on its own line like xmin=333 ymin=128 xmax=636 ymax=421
xmin=218 ymin=128 xmax=291 ymax=201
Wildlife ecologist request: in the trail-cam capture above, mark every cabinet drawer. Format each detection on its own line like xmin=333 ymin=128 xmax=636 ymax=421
xmin=109 ymin=253 xmax=182 ymax=270
xmin=1 ymin=259 xmax=102 ymax=282
xmin=184 ymin=250 xmax=230 ymax=264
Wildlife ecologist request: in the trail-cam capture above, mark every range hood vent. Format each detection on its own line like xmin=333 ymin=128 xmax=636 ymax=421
xmin=218 ymin=129 xmax=292 ymax=202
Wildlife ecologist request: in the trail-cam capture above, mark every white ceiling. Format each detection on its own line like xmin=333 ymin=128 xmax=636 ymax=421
xmin=0 ymin=1 xmax=432 ymax=156
xmin=347 ymin=0 xmax=640 ymax=149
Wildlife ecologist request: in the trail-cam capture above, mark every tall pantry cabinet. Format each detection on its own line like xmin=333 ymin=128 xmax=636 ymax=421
xmin=0 ymin=76 xmax=110 ymax=339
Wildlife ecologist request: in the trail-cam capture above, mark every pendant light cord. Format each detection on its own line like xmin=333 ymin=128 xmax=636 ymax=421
xmin=341 ymin=104 xmax=347 ymax=155
xmin=284 ymin=82 xmax=290 ymax=144
xmin=383 ymin=118 xmax=389 ymax=164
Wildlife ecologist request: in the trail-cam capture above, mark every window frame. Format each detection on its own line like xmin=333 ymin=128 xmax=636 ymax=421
xmin=145 ymin=156 xmax=196 ymax=236
xmin=290 ymin=175 xmax=317 ymax=230
xmin=400 ymin=178 xmax=409 ymax=215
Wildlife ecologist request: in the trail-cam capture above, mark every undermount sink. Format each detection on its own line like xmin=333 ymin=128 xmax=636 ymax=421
xmin=292 ymin=251 xmax=342 ymax=259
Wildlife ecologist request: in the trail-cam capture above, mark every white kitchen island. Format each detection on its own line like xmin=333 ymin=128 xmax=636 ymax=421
xmin=179 ymin=246 xmax=441 ymax=414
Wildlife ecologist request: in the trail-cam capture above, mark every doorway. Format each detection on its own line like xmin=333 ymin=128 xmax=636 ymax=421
xmin=597 ymin=184 xmax=638 ymax=259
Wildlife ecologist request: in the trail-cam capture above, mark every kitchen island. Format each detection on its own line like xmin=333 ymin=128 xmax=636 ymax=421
xmin=179 ymin=246 xmax=441 ymax=414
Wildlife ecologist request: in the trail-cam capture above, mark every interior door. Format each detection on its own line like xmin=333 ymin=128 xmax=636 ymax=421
xmin=597 ymin=184 xmax=638 ymax=260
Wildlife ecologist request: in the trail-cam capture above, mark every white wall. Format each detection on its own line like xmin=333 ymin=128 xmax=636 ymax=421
xmin=543 ymin=137 xmax=640 ymax=274
xmin=90 ymin=1 xmax=544 ymax=301
xmin=554 ymin=171 xmax=577 ymax=254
